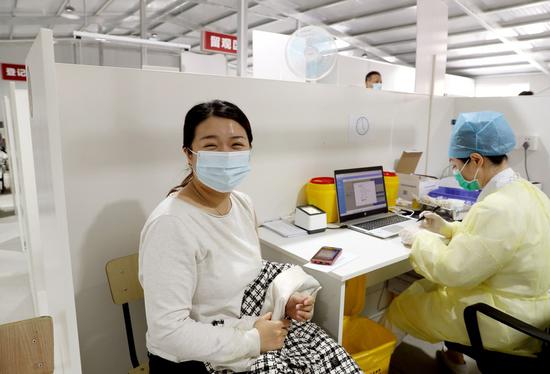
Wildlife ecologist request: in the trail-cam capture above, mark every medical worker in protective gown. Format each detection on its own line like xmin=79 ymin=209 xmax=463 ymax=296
xmin=389 ymin=111 xmax=550 ymax=368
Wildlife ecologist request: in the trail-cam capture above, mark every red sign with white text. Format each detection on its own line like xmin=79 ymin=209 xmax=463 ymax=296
xmin=201 ymin=30 xmax=238 ymax=55
xmin=1 ymin=63 xmax=27 ymax=81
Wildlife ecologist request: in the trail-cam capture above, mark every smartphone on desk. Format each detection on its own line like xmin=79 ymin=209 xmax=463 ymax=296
xmin=310 ymin=246 xmax=343 ymax=265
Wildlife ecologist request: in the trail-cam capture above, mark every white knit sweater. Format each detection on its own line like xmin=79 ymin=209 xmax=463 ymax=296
xmin=138 ymin=191 xmax=263 ymax=366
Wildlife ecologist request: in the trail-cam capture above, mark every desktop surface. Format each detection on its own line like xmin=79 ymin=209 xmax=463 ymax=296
xmin=258 ymin=227 xmax=411 ymax=282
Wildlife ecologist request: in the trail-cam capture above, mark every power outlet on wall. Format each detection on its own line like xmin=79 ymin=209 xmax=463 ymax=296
xmin=516 ymin=135 xmax=539 ymax=151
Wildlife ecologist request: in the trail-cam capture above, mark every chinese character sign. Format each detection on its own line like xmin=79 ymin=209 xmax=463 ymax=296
xmin=201 ymin=31 xmax=238 ymax=54
xmin=1 ymin=63 xmax=27 ymax=81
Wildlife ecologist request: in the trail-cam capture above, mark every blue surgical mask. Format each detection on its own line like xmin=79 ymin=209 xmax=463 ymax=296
xmin=191 ymin=150 xmax=251 ymax=192
xmin=454 ymin=160 xmax=481 ymax=191
xmin=373 ymin=83 xmax=383 ymax=91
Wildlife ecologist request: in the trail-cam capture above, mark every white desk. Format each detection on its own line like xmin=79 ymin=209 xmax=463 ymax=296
xmin=259 ymin=227 xmax=412 ymax=343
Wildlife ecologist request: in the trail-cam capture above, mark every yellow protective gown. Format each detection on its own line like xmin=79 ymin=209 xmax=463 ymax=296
xmin=387 ymin=177 xmax=550 ymax=355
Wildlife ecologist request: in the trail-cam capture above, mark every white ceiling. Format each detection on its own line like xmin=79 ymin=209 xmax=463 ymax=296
xmin=1 ymin=0 xmax=550 ymax=77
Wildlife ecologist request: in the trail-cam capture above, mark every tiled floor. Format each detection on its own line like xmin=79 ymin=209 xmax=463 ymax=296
xmin=0 ymin=192 xmax=15 ymax=219
xmin=0 ymin=193 xmax=34 ymax=324
xmin=389 ymin=334 xmax=481 ymax=373
xmin=0 ymin=207 xmax=20 ymax=252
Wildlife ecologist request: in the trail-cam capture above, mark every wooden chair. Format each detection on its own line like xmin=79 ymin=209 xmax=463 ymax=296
xmin=0 ymin=316 xmax=54 ymax=374
xmin=105 ymin=254 xmax=149 ymax=374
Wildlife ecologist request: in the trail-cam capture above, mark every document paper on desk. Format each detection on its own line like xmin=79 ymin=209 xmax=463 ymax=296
xmin=262 ymin=219 xmax=308 ymax=237
xmin=304 ymin=251 xmax=357 ymax=273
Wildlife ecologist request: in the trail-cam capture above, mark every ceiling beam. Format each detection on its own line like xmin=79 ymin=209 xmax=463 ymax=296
xmin=94 ymin=0 xmax=116 ymax=15
xmin=365 ymin=13 xmax=550 ymax=55
xmin=252 ymin=0 xmax=404 ymax=64
xmin=76 ymin=0 xmax=116 ymax=32
xmin=8 ymin=0 xmax=18 ymax=40
xmin=451 ymin=61 xmax=531 ymax=70
xmin=383 ymin=29 xmax=550 ymax=63
xmin=163 ymin=0 xmax=343 ymax=43
xmin=108 ymin=0 xmax=288 ymax=40
xmin=352 ymin=0 xmax=550 ymax=41
xmin=447 ymin=64 xmax=541 ymax=76
xmin=0 ymin=15 xmax=119 ymax=26
xmin=127 ymin=1 xmax=200 ymax=35
xmin=446 ymin=44 xmax=550 ymax=61
xmin=181 ymin=0 xmax=287 ymax=21
xmin=318 ymin=1 xmax=418 ymax=29
xmin=451 ymin=0 xmax=549 ymax=75
xmin=100 ymin=0 xmax=155 ymax=34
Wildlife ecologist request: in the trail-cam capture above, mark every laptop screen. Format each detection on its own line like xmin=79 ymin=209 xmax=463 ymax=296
xmin=334 ymin=166 xmax=388 ymax=223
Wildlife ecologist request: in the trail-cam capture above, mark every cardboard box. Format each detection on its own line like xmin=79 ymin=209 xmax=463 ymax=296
xmin=395 ymin=151 xmax=438 ymax=202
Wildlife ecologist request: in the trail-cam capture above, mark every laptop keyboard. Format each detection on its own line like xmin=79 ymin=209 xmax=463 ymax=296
xmin=355 ymin=215 xmax=411 ymax=231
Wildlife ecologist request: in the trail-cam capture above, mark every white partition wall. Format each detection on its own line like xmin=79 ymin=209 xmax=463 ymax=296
xmin=25 ymin=29 xmax=82 ymax=374
xmin=47 ymin=60 xmax=431 ymax=372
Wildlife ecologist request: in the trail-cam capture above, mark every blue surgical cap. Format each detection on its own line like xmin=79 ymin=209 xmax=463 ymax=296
xmin=448 ymin=111 xmax=516 ymax=158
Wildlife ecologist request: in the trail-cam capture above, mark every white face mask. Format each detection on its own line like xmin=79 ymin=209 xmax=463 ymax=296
xmin=372 ymin=83 xmax=383 ymax=91
xmin=190 ymin=150 xmax=251 ymax=192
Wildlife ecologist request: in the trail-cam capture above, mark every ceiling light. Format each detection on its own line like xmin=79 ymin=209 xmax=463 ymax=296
xmin=74 ymin=31 xmax=190 ymax=51
xmin=61 ymin=2 xmax=80 ymax=20
xmin=331 ymin=24 xmax=350 ymax=33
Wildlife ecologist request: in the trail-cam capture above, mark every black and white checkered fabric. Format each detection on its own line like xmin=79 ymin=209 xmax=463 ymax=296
xmin=206 ymin=261 xmax=362 ymax=374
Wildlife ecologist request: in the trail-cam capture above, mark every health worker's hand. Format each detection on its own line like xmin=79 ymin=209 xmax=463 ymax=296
xmin=399 ymin=225 xmax=421 ymax=246
xmin=285 ymin=292 xmax=315 ymax=322
xmin=419 ymin=211 xmax=452 ymax=238
xmin=254 ymin=312 xmax=290 ymax=352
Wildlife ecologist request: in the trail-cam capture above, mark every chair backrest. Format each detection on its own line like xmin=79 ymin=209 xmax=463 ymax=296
xmin=106 ymin=253 xmax=144 ymax=305
xmin=106 ymin=253 xmax=149 ymax=374
xmin=0 ymin=316 xmax=54 ymax=374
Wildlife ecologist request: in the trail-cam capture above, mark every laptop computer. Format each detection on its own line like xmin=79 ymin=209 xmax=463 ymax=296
xmin=334 ymin=166 xmax=416 ymax=239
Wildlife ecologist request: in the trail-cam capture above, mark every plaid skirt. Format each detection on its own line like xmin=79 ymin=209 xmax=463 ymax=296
xmin=206 ymin=261 xmax=362 ymax=374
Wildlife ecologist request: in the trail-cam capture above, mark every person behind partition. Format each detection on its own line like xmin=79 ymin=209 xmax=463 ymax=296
xmin=365 ymin=70 xmax=383 ymax=90
xmin=139 ymin=100 xmax=362 ymax=374
xmin=519 ymin=90 xmax=534 ymax=96
xmin=388 ymin=111 xmax=550 ymax=371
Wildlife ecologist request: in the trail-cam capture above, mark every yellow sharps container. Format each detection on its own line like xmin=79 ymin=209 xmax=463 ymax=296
xmin=305 ymin=177 xmax=338 ymax=223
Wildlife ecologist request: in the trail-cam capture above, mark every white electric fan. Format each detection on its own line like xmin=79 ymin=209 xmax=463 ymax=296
xmin=285 ymin=25 xmax=338 ymax=81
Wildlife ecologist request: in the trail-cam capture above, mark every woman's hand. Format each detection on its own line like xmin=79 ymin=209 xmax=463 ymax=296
xmin=254 ymin=312 xmax=290 ymax=352
xmin=285 ymin=293 xmax=315 ymax=322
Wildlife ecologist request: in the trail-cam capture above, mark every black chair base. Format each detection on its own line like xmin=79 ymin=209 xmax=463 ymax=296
xmin=445 ymin=341 xmax=547 ymax=373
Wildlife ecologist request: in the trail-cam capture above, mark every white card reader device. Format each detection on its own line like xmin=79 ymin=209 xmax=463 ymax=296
xmin=294 ymin=205 xmax=327 ymax=234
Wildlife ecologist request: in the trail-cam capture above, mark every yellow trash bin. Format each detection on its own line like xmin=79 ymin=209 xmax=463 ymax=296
xmin=343 ymin=275 xmax=397 ymax=374
xmin=343 ymin=316 xmax=397 ymax=374
xmin=305 ymin=177 xmax=338 ymax=223
xmin=383 ymin=171 xmax=399 ymax=208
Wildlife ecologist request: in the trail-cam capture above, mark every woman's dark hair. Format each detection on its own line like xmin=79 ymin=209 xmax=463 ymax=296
xmin=168 ymin=100 xmax=253 ymax=195
xmin=457 ymin=154 xmax=508 ymax=165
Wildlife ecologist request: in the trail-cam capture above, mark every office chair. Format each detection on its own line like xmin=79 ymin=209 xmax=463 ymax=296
xmin=445 ymin=303 xmax=550 ymax=373
xmin=0 ymin=316 xmax=54 ymax=374
xmin=105 ymin=253 xmax=149 ymax=374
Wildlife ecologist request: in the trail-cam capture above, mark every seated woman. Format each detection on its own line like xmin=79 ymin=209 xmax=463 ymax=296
xmin=139 ymin=100 xmax=361 ymax=374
